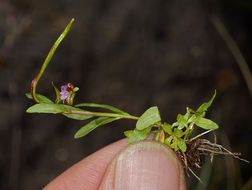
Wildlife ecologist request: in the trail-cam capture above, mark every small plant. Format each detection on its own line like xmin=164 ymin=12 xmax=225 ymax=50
xmin=26 ymin=19 xmax=249 ymax=181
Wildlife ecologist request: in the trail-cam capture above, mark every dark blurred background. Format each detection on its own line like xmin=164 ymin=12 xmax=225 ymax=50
xmin=0 ymin=0 xmax=251 ymax=189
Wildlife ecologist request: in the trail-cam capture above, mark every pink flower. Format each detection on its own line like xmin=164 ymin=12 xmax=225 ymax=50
xmin=60 ymin=84 xmax=71 ymax=103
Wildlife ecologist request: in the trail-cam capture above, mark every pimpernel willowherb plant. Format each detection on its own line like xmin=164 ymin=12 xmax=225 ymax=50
xmin=26 ymin=19 xmax=249 ymax=181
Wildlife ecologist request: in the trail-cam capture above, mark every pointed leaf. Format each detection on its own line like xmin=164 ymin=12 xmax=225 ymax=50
xmin=26 ymin=93 xmax=53 ymax=104
xmin=195 ymin=117 xmax=219 ymax=130
xmin=62 ymin=113 xmax=93 ymax=120
xmin=136 ymin=106 xmax=161 ymax=130
xmin=197 ymin=90 xmax=216 ymax=113
xmin=26 ymin=103 xmax=88 ymax=115
xmin=124 ymin=126 xmax=152 ymax=144
xmin=51 ymin=82 xmax=60 ymax=103
xmin=74 ymin=117 xmax=118 ymax=138
xmin=75 ymin=103 xmax=129 ymax=115
xmin=26 ymin=103 xmax=66 ymax=114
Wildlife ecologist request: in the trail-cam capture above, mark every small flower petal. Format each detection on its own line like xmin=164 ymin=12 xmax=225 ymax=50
xmin=61 ymin=85 xmax=67 ymax=92
xmin=59 ymin=83 xmax=77 ymax=104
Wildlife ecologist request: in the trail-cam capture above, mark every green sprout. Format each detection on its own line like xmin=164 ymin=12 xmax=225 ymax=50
xmin=26 ymin=18 xmax=219 ymax=153
xmin=124 ymin=91 xmax=218 ymax=152
xmin=26 ymin=19 xmax=249 ymax=182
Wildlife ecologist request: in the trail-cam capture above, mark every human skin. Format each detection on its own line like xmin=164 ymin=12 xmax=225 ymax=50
xmin=44 ymin=139 xmax=186 ymax=190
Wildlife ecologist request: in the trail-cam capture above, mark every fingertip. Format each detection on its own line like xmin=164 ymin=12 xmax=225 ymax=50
xmin=99 ymin=141 xmax=186 ymax=190
xmin=44 ymin=138 xmax=128 ymax=190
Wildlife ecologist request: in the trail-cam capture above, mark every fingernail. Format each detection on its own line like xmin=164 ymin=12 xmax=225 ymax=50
xmin=99 ymin=141 xmax=185 ymax=190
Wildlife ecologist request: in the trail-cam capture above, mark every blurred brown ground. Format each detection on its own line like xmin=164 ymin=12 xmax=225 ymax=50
xmin=0 ymin=0 xmax=251 ymax=189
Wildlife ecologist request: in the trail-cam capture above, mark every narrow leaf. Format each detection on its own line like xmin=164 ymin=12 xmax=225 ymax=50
xmin=197 ymin=90 xmax=216 ymax=113
xmin=195 ymin=117 xmax=219 ymax=130
xmin=26 ymin=103 xmax=88 ymax=115
xmin=26 ymin=93 xmax=53 ymax=104
xmin=26 ymin=103 xmax=66 ymax=114
xmin=75 ymin=103 xmax=129 ymax=115
xmin=124 ymin=126 xmax=152 ymax=144
xmin=136 ymin=106 xmax=161 ymax=130
xmin=62 ymin=113 xmax=93 ymax=120
xmin=74 ymin=117 xmax=118 ymax=139
xmin=51 ymin=82 xmax=61 ymax=103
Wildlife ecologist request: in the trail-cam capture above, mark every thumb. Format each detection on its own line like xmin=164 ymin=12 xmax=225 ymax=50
xmin=99 ymin=141 xmax=186 ymax=190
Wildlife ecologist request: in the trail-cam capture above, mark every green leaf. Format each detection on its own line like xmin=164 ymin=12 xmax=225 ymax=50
xmin=136 ymin=106 xmax=161 ymax=130
xmin=124 ymin=126 xmax=152 ymax=144
xmin=26 ymin=103 xmax=67 ymax=114
xmin=73 ymin=87 xmax=79 ymax=92
xmin=74 ymin=117 xmax=119 ymax=139
xmin=183 ymin=108 xmax=191 ymax=121
xmin=195 ymin=117 xmax=219 ymax=130
xmin=172 ymin=122 xmax=179 ymax=127
xmin=196 ymin=90 xmax=216 ymax=113
xmin=177 ymin=114 xmax=187 ymax=129
xmin=60 ymin=105 xmax=94 ymax=120
xmin=177 ymin=138 xmax=187 ymax=152
xmin=187 ymin=114 xmax=197 ymax=123
xmin=26 ymin=103 xmax=89 ymax=115
xmin=170 ymin=141 xmax=179 ymax=151
xmin=62 ymin=113 xmax=93 ymax=120
xmin=75 ymin=103 xmax=129 ymax=115
xmin=51 ymin=82 xmax=60 ymax=103
xmin=174 ymin=128 xmax=184 ymax=138
xmin=162 ymin=122 xmax=173 ymax=135
xmin=187 ymin=107 xmax=195 ymax=114
xmin=164 ymin=136 xmax=173 ymax=146
xmin=25 ymin=93 xmax=53 ymax=104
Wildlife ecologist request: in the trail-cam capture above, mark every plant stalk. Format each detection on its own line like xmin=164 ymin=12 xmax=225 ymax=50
xmin=31 ymin=18 xmax=75 ymax=103
xmin=65 ymin=110 xmax=139 ymax=120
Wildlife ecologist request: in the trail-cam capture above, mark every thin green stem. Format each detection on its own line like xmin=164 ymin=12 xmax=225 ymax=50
xmin=31 ymin=18 xmax=75 ymax=103
xmin=65 ymin=110 xmax=139 ymax=120
xmin=184 ymin=122 xmax=194 ymax=140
